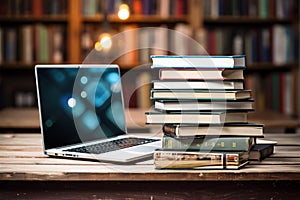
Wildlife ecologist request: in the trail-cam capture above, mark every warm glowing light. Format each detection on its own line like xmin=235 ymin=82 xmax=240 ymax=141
xmin=94 ymin=33 xmax=112 ymax=51
xmin=118 ymin=4 xmax=130 ymax=20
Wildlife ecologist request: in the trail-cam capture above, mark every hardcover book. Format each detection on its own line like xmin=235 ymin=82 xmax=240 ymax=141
xmin=153 ymin=80 xmax=244 ymax=90
xmin=150 ymin=89 xmax=251 ymax=100
xmin=162 ymin=136 xmax=254 ymax=151
xmin=154 ymin=149 xmax=249 ymax=169
xmin=249 ymin=144 xmax=274 ymax=160
xmin=154 ymin=99 xmax=254 ymax=111
xmin=145 ymin=111 xmax=248 ymax=124
xmin=162 ymin=123 xmax=264 ymax=137
xmin=151 ymin=55 xmax=246 ymax=68
xmin=158 ymin=68 xmax=244 ymax=80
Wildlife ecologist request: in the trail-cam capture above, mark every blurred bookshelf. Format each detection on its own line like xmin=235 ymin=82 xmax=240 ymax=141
xmin=0 ymin=0 xmax=299 ymax=130
xmin=198 ymin=0 xmax=299 ymax=120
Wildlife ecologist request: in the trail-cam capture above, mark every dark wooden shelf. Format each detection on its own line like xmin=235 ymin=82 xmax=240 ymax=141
xmin=82 ymin=15 xmax=189 ymax=24
xmin=0 ymin=15 xmax=69 ymax=23
xmin=246 ymin=63 xmax=298 ymax=71
xmin=0 ymin=62 xmax=70 ymax=70
xmin=1 ymin=62 xmax=297 ymax=71
xmin=203 ymin=16 xmax=297 ymax=25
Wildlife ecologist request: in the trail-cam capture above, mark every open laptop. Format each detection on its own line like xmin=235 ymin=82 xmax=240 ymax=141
xmin=35 ymin=64 xmax=161 ymax=163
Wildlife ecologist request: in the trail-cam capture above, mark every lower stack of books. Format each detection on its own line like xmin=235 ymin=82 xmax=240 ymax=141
xmin=146 ymin=55 xmax=273 ymax=170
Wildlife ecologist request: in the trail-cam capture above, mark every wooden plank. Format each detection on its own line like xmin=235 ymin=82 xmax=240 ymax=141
xmin=0 ymin=134 xmax=41 ymax=146
xmin=0 ymin=157 xmax=153 ymax=165
xmin=0 ymin=157 xmax=117 ymax=165
xmin=251 ymin=159 xmax=300 ymax=165
xmin=0 ymin=146 xmax=42 ymax=151
xmin=1 ymin=181 xmax=299 ymax=200
xmin=275 ymin=146 xmax=300 ymax=152
xmin=0 ymin=151 xmax=45 ymax=158
xmin=0 ymin=164 xmax=299 ymax=181
xmin=264 ymin=133 xmax=300 ymax=145
xmin=269 ymin=152 xmax=300 ymax=158
xmin=0 ymin=108 xmax=40 ymax=129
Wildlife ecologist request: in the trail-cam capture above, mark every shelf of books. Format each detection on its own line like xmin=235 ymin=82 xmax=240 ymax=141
xmin=80 ymin=0 xmax=193 ymax=66
xmin=0 ymin=0 xmax=69 ymax=69
xmin=197 ymin=0 xmax=299 ymax=118
xmin=146 ymin=54 xmax=276 ymax=169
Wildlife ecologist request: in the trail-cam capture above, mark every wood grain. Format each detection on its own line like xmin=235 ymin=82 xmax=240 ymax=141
xmin=0 ymin=133 xmax=299 ymax=181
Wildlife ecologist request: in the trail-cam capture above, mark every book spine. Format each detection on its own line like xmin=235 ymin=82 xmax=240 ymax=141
xmin=162 ymin=135 xmax=252 ymax=151
xmin=0 ymin=28 xmax=3 ymax=64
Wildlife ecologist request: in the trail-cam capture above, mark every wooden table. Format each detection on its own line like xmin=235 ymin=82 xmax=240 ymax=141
xmin=0 ymin=133 xmax=299 ymax=199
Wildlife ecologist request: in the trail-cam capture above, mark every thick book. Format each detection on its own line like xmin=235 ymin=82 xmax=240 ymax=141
xmin=162 ymin=123 xmax=264 ymax=137
xmin=249 ymin=144 xmax=274 ymax=161
xmin=155 ymin=99 xmax=254 ymax=111
xmin=158 ymin=68 xmax=244 ymax=80
xmin=151 ymin=55 xmax=246 ymax=68
xmin=152 ymin=80 xmax=244 ymax=90
xmin=154 ymin=149 xmax=249 ymax=169
xmin=151 ymin=89 xmax=251 ymax=100
xmin=162 ymin=136 xmax=254 ymax=151
xmin=145 ymin=111 xmax=248 ymax=124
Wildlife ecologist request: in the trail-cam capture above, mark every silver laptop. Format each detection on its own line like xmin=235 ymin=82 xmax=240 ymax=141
xmin=35 ymin=64 xmax=161 ymax=163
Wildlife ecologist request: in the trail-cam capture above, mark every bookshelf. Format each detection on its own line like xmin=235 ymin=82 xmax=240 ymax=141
xmin=0 ymin=0 xmax=299 ymax=125
xmin=0 ymin=0 xmax=196 ymax=108
xmin=197 ymin=0 xmax=299 ymax=119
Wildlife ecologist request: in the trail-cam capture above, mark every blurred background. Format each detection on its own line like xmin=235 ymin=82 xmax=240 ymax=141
xmin=0 ymin=0 xmax=299 ymax=132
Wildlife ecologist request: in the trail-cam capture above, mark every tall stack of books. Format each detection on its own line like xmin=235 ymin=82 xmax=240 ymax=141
xmin=146 ymin=55 xmax=265 ymax=169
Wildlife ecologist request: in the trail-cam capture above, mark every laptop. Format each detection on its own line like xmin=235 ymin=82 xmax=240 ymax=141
xmin=35 ymin=64 xmax=161 ymax=163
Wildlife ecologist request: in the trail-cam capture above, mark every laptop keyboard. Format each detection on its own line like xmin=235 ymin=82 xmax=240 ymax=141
xmin=63 ymin=137 xmax=159 ymax=154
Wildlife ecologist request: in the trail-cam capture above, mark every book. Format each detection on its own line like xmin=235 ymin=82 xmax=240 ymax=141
xmin=153 ymin=80 xmax=244 ymax=90
xmin=249 ymin=144 xmax=274 ymax=161
xmin=154 ymin=149 xmax=249 ymax=169
xmin=151 ymin=55 xmax=246 ymax=68
xmin=162 ymin=136 xmax=254 ymax=151
xmin=162 ymin=123 xmax=264 ymax=137
xmin=150 ymin=89 xmax=251 ymax=100
xmin=21 ymin=25 xmax=33 ymax=63
xmin=158 ymin=68 xmax=244 ymax=80
xmin=154 ymin=99 xmax=254 ymax=111
xmin=145 ymin=111 xmax=248 ymax=124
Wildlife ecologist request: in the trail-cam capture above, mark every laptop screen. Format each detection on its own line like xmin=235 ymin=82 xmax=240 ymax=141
xmin=36 ymin=65 xmax=127 ymax=150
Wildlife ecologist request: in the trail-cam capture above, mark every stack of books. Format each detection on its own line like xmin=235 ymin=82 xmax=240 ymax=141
xmin=146 ymin=55 xmax=268 ymax=169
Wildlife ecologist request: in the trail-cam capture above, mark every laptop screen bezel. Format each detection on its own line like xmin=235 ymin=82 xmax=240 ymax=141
xmin=35 ymin=64 xmax=128 ymax=151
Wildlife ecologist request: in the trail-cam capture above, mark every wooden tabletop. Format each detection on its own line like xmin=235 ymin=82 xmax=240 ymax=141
xmin=0 ymin=133 xmax=299 ymax=181
xmin=0 ymin=133 xmax=299 ymax=199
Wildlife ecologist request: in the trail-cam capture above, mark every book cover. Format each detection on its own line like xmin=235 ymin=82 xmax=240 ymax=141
xmin=151 ymin=55 xmax=246 ymax=68
xmin=21 ymin=25 xmax=33 ymax=63
xmin=32 ymin=0 xmax=43 ymax=16
xmin=152 ymin=79 xmax=244 ymax=90
xmin=145 ymin=111 xmax=248 ymax=124
xmin=150 ymin=89 xmax=252 ymax=100
xmin=162 ymin=136 xmax=254 ymax=152
xmin=249 ymin=144 xmax=274 ymax=160
xmin=4 ymin=28 xmax=17 ymax=62
xmin=0 ymin=28 xmax=3 ymax=63
xmin=154 ymin=99 xmax=254 ymax=112
xmin=162 ymin=123 xmax=264 ymax=137
xmin=158 ymin=68 xmax=244 ymax=80
xmin=154 ymin=149 xmax=249 ymax=169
